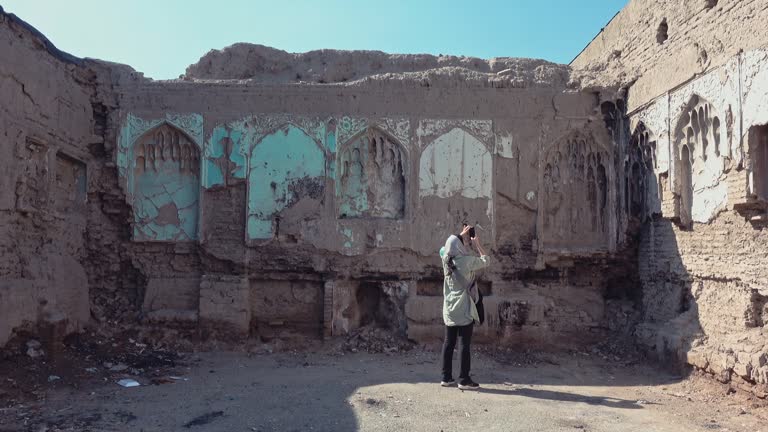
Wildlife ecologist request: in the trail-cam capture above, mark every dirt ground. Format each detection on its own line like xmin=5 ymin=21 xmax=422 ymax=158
xmin=1 ymin=331 xmax=767 ymax=432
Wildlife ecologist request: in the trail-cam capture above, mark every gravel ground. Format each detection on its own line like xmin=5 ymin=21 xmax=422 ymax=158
xmin=2 ymin=344 xmax=766 ymax=432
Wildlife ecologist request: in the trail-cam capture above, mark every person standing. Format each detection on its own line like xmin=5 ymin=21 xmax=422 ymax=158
xmin=439 ymin=224 xmax=490 ymax=390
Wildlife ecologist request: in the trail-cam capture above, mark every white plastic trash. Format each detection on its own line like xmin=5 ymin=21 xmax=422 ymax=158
xmin=117 ymin=379 xmax=140 ymax=388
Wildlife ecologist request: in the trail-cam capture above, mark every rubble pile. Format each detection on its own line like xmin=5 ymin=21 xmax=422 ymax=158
xmin=338 ymin=326 xmax=415 ymax=354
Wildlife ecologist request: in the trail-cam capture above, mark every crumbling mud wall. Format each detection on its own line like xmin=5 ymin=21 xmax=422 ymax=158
xmin=572 ymin=0 xmax=768 ymax=111
xmin=574 ymin=0 xmax=768 ymax=392
xmin=0 ymin=9 xmax=94 ymax=345
xmin=1 ymin=8 xmax=649 ymax=352
xmin=629 ymin=52 xmax=768 ymax=390
xmin=103 ymin=43 xmax=641 ymax=349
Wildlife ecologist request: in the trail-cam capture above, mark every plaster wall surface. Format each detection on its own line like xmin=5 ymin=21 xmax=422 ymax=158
xmin=627 ymin=49 xmax=768 ymax=387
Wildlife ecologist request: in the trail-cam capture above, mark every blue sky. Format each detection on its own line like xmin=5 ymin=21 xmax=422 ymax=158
xmin=2 ymin=0 xmax=626 ymax=80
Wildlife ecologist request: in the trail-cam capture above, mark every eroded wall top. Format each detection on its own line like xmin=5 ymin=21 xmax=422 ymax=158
xmin=184 ymin=43 xmax=572 ymax=88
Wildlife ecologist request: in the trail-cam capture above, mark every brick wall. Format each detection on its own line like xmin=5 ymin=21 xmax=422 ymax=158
xmin=573 ymin=0 xmax=768 ymax=111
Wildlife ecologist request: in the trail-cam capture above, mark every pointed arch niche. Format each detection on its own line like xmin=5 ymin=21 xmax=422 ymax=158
xmin=246 ymin=124 xmax=326 ymax=240
xmin=672 ymin=94 xmax=724 ymax=227
xmin=627 ymin=122 xmax=658 ymax=221
xmin=336 ymin=126 xmax=406 ymax=219
xmin=132 ymin=123 xmax=201 ymax=241
xmin=540 ymin=130 xmax=611 ymax=250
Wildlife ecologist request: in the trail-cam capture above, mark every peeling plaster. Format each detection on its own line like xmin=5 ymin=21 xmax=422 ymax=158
xmin=336 ymin=116 xmax=411 ymax=150
xmin=496 ymin=132 xmax=516 ymax=158
xmin=633 ymin=51 xmax=753 ymax=224
xmin=418 ymin=127 xmax=493 ymax=200
xmin=246 ymin=124 xmax=325 ymax=240
xmin=118 ymin=113 xmax=204 ymax=184
xmin=742 ymin=50 xmax=768 ymax=131
xmin=670 ymin=90 xmax=732 ymax=223
xmin=118 ymin=114 xmax=204 ymax=241
xmin=205 ymin=124 xmax=248 ymax=188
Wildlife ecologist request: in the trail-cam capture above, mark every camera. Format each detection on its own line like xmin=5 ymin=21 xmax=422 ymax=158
xmin=468 ymin=227 xmax=476 ymax=239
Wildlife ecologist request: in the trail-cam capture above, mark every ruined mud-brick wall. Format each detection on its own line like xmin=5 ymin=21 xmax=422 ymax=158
xmin=0 ymin=8 xmax=150 ymax=347
xmin=0 ymin=9 xmax=94 ymax=346
xmin=105 ymin=42 xmax=639 ymax=349
xmin=572 ymin=0 xmax=768 ymax=111
xmin=574 ymin=0 xmax=768 ymax=391
xmin=0 ymin=11 xmax=644 ymax=351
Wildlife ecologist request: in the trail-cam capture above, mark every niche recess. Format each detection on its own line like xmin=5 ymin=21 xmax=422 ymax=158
xmin=673 ymin=95 xmax=722 ymax=227
xmin=542 ymin=131 xmax=610 ymax=249
xmin=338 ymin=127 xmax=406 ymax=219
xmin=627 ymin=123 xmax=657 ymax=221
xmin=657 ymin=18 xmax=669 ymax=44
xmin=751 ymin=125 xmax=768 ymax=201
xmin=132 ymin=123 xmax=201 ymax=241
xmin=54 ymin=152 xmax=87 ymax=214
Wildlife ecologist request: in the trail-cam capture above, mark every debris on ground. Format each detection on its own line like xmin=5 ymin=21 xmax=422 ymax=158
xmin=183 ymin=411 xmax=224 ymax=428
xmin=26 ymin=340 xmax=44 ymax=358
xmin=475 ymin=346 xmax=552 ymax=367
xmin=117 ymin=378 xmax=141 ymax=388
xmin=337 ymin=326 xmax=415 ymax=354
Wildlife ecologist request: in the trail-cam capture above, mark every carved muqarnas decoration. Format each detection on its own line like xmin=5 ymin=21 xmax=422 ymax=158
xmin=134 ymin=125 xmax=200 ymax=175
xmin=673 ymin=95 xmax=722 ymax=226
xmin=338 ymin=128 xmax=406 ymax=219
xmin=543 ymin=133 xmax=608 ymax=247
xmin=627 ymin=123 xmax=657 ymax=220
xmin=132 ymin=124 xmax=201 ymax=241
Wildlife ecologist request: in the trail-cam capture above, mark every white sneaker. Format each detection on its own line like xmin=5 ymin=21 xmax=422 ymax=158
xmin=458 ymin=379 xmax=480 ymax=390
xmin=440 ymin=380 xmax=457 ymax=387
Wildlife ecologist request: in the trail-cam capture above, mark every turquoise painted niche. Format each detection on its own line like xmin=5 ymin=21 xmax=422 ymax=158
xmin=132 ymin=124 xmax=201 ymax=241
xmin=247 ymin=125 xmax=325 ymax=240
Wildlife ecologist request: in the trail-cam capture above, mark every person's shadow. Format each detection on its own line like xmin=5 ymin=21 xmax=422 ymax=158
xmin=474 ymin=386 xmax=649 ymax=410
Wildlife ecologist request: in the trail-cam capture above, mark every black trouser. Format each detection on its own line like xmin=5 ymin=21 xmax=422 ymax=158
xmin=441 ymin=323 xmax=473 ymax=382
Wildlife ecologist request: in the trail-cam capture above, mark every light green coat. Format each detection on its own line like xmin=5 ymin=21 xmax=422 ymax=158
xmin=440 ymin=251 xmax=491 ymax=327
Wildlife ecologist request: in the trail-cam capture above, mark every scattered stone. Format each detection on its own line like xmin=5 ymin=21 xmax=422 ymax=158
xmin=338 ymin=326 xmax=413 ymax=354
xmin=109 ymin=363 xmax=129 ymax=372
xmin=26 ymin=340 xmax=44 ymax=358
xmin=183 ymin=411 xmax=224 ymax=428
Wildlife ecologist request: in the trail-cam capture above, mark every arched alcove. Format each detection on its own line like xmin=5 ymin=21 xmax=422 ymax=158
xmin=672 ymin=95 xmax=724 ymax=225
xmin=541 ymin=130 xmax=610 ymax=249
xmin=132 ymin=123 xmax=201 ymax=241
xmin=247 ymin=124 xmax=325 ymax=240
xmin=337 ymin=126 xmax=406 ymax=219
xmin=680 ymin=145 xmax=693 ymax=227
xmin=418 ymin=128 xmax=492 ymax=200
xmin=628 ymin=122 xmax=658 ymax=221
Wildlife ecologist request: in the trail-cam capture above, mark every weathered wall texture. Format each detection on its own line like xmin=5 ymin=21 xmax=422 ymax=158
xmin=108 ymin=66 xmax=633 ymax=347
xmin=0 ymin=2 xmax=651 ymax=351
xmin=0 ymin=10 xmax=95 ymax=345
xmin=574 ymin=0 xmax=768 ymax=390
xmin=572 ymin=0 xmax=768 ymax=111
xmin=629 ymin=51 xmax=768 ymax=388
